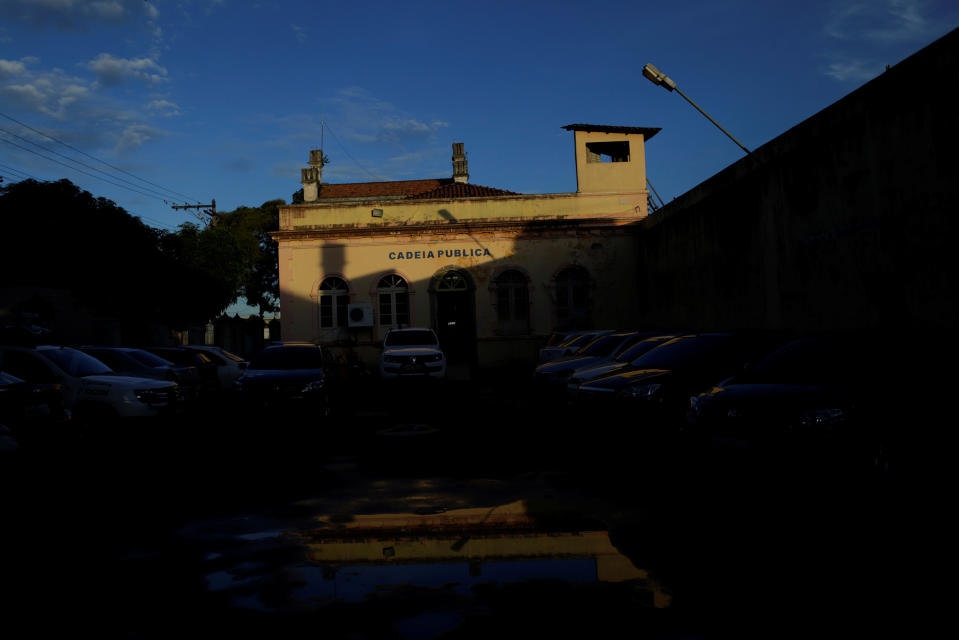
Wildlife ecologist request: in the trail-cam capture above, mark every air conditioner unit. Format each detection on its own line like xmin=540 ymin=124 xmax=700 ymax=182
xmin=347 ymin=303 xmax=374 ymax=327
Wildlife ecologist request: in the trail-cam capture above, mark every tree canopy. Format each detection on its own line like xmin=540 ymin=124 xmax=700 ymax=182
xmin=1 ymin=179 xmax=281 ymax=328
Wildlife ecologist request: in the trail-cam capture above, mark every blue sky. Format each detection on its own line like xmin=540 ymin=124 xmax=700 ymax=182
xmin=2 ymin=0 xmax=957 ymax=311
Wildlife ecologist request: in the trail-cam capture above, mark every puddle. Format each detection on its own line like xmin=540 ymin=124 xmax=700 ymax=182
xmin=200 ymin=498 xmax=671 ymax=622
xmin=235 ymin=529 xmax=285 ymax=542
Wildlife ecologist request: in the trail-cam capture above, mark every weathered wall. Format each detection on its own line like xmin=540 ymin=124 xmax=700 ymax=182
xmin=279 ymin=191 xmax=647 ymax=230
xmin=276 ymin=218 xmax=641 ymax=365
xmin=638 ymin=28 xmax=958 ymax=334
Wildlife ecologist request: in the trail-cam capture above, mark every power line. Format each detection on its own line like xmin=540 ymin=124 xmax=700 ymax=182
xmin=0 ymin=126 xmax=184 ymax=203
xmin=323 ymin=121 xmax=387 ymax=182
xmin=0 ymin=160 xmax=43 ymax=182
xmin=0 ymin=110 xmax=200 ymax=203
xmin=0 ymin=136 xmax=173 ymax=202
xmin=0 ymin=157 xmax=178 ymax=230
xmin=137 ymin=215 xmax=178 ymax=231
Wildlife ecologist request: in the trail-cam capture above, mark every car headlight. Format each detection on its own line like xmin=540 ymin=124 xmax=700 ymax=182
xmin=618 ymin=382 xmax=662 ymax=400
xmin=383 ymin=355 xmax=402 ymax=364
xmin=798 ymin=408 xmax=846 ymax=428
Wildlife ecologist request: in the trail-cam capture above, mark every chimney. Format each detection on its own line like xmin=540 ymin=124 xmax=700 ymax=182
xmin=452 ymin=142 xmax=469 ymax=183
xmin=301 ymin=149 xmax=324 ymax=202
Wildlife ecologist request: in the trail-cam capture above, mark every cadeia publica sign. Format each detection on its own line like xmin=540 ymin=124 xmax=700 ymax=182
xmin=388 ymin=247 xmax=492 ymax=260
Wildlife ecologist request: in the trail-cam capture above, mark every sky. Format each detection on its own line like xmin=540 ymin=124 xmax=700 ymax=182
xmin=2 ymin=0 xmax=957 ymax=311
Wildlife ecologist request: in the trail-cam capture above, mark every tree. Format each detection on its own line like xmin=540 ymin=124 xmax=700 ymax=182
xmin=1 ymin=178 xmax=172 ymax=320
xmin=161 ymin=199 xmax=281 ymax=318
xmin=1 ymin=178 xmax=283 ymax=329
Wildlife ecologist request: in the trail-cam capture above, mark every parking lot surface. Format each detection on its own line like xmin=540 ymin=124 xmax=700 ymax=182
xmin=2 ymin=370 xmax=910 ymax=639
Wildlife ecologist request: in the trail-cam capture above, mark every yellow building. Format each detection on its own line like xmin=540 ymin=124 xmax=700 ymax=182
xmin=273 ymin=124 xmax=659 ymax=368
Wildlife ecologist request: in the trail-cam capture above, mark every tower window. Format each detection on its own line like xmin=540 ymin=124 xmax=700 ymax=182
xmin=586 ymin=141 xmax=630 ymax=163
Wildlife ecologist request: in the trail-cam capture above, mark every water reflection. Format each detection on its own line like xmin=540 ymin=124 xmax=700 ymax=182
xmin=201 ymin=497 xmax=670 ymax=636
xmin=295 ymin=499 xmax=670 ymax=608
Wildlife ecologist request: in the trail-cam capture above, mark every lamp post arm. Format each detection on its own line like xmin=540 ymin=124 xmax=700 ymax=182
xmin=673 ymin=86 xmax=751 ymax=154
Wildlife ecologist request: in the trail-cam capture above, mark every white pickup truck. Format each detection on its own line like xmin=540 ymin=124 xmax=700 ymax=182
xmin=0 ymin=345 xmax=178 ymax=418
xmin=379 ymin=328 xmax=447 ymax=379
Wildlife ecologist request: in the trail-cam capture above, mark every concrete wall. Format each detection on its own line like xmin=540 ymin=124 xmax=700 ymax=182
xmin=572 ymin=129 xmax=648 ymax=195
xmin=637 ymin=28 xmax=959 ymax=334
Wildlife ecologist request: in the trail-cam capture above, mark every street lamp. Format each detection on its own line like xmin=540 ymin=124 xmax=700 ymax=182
xmin=642 ymin=63 xmax=751 ymax=154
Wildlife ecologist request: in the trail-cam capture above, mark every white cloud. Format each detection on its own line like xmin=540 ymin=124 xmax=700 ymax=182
xmin=0 ymin=0 xmax=159 ymax=29
xmin=114 ymin=123 xmax=166 ymax=152
xmin=821 ymin=0 xmax=954 ymax=83
xmin=291 ymin=24 xmax=306 ymax=44
xmin=378 ymin=118 xmax=449 ymax=144
xmin=824 ymin=60 xmax=880 ymax=83
xmin=826 ymin=0 xmax=941 ymax=43
xmin=260 ymin=87 xmax=453 ymax=183
xmin=147 ymin=99 xmax=180 ymax=117
xmin=0 ymin=58 xmax=27 ymax=78
xmin=0 ymin=66 xmax=91 ymax=118
xmin=87 ymin=53 xmax=168 ymax=86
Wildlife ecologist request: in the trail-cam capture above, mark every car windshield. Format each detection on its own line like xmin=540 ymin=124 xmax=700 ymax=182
xmin=576 ymin=334 xmax=630 ymax=357
xmin=629 ymin=335 xmax=731 ymax=369
xmin=616 ymin=337 xmax=670 ymax=362
xmin=1 ymin=370 xmax=25 ymax=385
xmin=214 ymin=348 xmax=246 ymax=363
xmin=384 ymin=330 xmax=438 ymax=347
xmin=555 ymin=333 xmax=593 ymax=350
xmin=250 ymin=347 xmax=324 ymax=370
xmin=83 ymin=350 xmax=140 ymax=371
xmin=128 ymin=350 xmax=174 ymax=368
xmin=736 ymin=338 xmax=868 ymax=385
xmin=41 ymin=347 xmax=113 ymax=377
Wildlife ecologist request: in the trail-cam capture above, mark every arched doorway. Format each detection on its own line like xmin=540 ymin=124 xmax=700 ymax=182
xmin=430 ymin=268 xmax=476 ymax=365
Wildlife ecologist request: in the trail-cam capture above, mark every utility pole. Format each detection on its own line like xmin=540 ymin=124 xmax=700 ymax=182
xmin=172 ymin=199 xmax=218 ymax=225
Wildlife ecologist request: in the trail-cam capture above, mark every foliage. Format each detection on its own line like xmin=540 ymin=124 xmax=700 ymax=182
xmin=0 ymin=179 xmax=282 ymax=328
xmin=0 ymin=178 xmax=171 ymax=319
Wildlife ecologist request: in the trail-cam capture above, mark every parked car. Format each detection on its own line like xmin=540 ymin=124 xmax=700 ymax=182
xmin=79 ymin=346 xmax=201 ymax=403
xmin=0 ymin=345 xmax=178 ymax=419
xmin=232 ymin=343 xmax=334 ymax=414
xmin=570 ymin=332 xmax=788 ymax=433
xmin=566 ymin=334 xmax=678 ymax=393
xmin=538 ymin=330 xmax=614 ymax=363
xmin=0 ymin=369 xmax=71 ymax=442
xmin=379 ymin=328 xmax=447 ymax=379
xmin=533 ymin=331 xmax=655 ymax=390
xmin=145 ymin=347 xmax=220 ymax=395
xmin=178 ymin=345 xmax=249 ymax=390
xmin=685 ymin=334 xmax=888 ymax=471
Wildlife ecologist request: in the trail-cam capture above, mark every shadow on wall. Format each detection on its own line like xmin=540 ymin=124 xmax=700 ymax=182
xmin=637 ymin=26 xmax=959 ymax=335
xmin=280 ymin=216 xmax=676 ymax=372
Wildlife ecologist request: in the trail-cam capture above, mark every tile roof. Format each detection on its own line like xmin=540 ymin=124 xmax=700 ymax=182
xmin=407 ymin=182 xmax=519 ymax=199
xmin=316 ymin=178 xmax=453 ymax=200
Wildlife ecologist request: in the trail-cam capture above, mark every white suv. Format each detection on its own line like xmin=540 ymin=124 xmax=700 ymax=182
xmin=0 ymin=345 xmax=178 ymax=418
xmin=379 ymin=328 xmax=447 ymax=379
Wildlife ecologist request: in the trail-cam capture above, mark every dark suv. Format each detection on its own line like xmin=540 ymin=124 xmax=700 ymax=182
xmin=232 ymin=343 xmax=336 ymax=415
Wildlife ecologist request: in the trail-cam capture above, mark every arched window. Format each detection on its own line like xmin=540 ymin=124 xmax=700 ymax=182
xmin=377 ymin=274 xmax=410 ymax=328
xmin=555 ymin=266 xmax=590 ymax=329
xmin=318 ymin=276 xmax=350 ymax=328
xmin=437 ymin=270 xmax=469 ymax=292
xmin=494 ymin=269 xmax=530 ymax=335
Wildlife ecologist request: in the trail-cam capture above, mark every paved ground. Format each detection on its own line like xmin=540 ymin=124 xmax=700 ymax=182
xmin=1 ymin=370 xmax=913 ymax=639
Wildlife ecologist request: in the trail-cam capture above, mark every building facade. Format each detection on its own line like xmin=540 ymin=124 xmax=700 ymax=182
xmin=273 ymin=124 xmax=658 ymax=368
